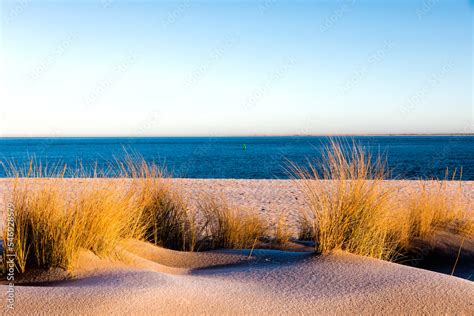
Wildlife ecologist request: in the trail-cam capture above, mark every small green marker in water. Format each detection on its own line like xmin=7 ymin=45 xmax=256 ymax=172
xmin=242 ymin=143 xmax=247 ymax=150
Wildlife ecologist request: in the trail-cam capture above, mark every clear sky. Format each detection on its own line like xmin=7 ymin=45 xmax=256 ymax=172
xmin=0 ymin=0 xmax=472 ymax=136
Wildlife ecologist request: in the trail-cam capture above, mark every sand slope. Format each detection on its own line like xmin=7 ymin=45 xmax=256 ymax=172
xmin=2 ymin=240 xmax=473 ymax=315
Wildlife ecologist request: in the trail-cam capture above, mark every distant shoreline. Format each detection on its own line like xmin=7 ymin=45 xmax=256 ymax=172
xmin=0 ymin=134 xmax=473 ymax=138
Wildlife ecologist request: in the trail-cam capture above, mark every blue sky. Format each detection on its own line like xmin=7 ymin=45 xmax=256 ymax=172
xmin=0 ymin=0 xmax=472 ymax=136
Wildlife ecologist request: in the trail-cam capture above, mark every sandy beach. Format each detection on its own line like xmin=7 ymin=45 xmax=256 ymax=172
xmin=2 ymin=178 xmax=473 ymax=232
xmin=1 ymin=179 xmax=473 ymax=314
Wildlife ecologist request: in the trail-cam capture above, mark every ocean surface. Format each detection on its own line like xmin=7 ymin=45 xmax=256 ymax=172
xmin=0 ymin=136 xmax=473 ymax=180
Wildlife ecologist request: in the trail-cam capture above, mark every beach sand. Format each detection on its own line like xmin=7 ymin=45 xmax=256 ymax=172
xmin=1 ymin=241 xmax=473 ymax=314
xmin=1 ymin=179 xmax=473 ymax=314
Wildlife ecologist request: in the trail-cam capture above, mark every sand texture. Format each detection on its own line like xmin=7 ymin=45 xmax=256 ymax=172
xmin=1 ymin=241 xmax=473 ymax=315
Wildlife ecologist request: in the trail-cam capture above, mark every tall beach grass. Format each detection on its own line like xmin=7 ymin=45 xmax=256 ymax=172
xmin=1 ymin=157 xmax=269 ymax=274
xmin=136 ymin=178 xmax=201 ymax=251
xmin=1 ymin=158 xmax=150 ymax=273
xmin=198 ymin=194 xmax=267 ymax=249
xmin=294 ymin=141 xmax=398 ymax=260
xmin=3 ymin=177 xmax=146 ymax=273
xmin=294 ymin=140 xmax=473 ymax=262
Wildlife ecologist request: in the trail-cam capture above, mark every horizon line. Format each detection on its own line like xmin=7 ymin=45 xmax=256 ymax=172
xmin=0 ymin=133 xmax=473 ymax=138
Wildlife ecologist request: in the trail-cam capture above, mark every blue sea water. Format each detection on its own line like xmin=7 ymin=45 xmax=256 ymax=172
xmin=0 ymin=136 xmax=473 ymax=180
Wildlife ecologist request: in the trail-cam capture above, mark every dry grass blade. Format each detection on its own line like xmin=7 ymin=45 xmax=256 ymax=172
xmin=395 ymin=179 xmax=473 ymax=257
xmin=294 ymin=140 xmax=399 ymax=261
xmin=135 ymin=177 xmax=201 ymax=251
xmin=199 ymin=194 xmax=267 ymax=249
xmin=2 ymin=160 xmax=149 ymax=273
xmin=274 ymin=214 xmax=292 ymax=244
xmin=402 ymin=180 xmax=472 ymax=241
xmin=294 ymin=140 xmax=473 ymax=263
xmin=5 ymin=179 xmax=83 ymax=272
xmin=297 ymin=208 xmax=316 ymax=241
xmin=73 ymin=182 xmax=145 ymax=256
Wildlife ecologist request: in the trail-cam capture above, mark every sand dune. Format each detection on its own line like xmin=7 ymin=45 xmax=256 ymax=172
xmin=2 ymin=240 xmax=473 ymax=315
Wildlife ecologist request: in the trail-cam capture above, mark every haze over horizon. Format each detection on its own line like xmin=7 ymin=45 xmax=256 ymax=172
xmin=1 ymin=133 xmax=474 ymax=139
xmin=1 ymin=0 xmax=472 ymax=137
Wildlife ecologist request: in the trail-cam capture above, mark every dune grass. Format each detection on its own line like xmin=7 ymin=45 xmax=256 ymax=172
xmin=113 ymin=154 xmax=203 ymax=251
xmin=273 ymin=214 xmax=292 ymax=245
xmin=73 ymin=182 xmax=145 ymax=255
xmin=295 ymin=141 xmax=398 ymax=260
xmin=396 ymin=179 xmax=473 ymax=251
xmin=117 ymin=158 xmax=267 ymax=251
xmin=135 ymin=178 xmax=202 ymax=251
xmin=136 ymin=184 xmax=268 ymax=250
xmin=5 ymin=180 xmax=78 ymax=272
xmin=198 ymin=195 xmax=267 ymax=249
xmin=3 ymin=177 xmax=146 ymax=273
xmin=297 ymin=211 xmax=316 ymax=241
xmin=1 ymin=159 xmax=148 ymax=273
xmin=295 ymin=141 xmax=473 ymax=262
xmin=1 ymin=157 xmax=271 ymax=274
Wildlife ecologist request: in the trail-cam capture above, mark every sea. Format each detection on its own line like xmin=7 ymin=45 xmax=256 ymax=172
xmin=0 ymin=136 xmax=473 ymax=180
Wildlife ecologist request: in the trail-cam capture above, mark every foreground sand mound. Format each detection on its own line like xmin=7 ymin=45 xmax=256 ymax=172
xmin=1 ymin=241 xmax=473 ymax=314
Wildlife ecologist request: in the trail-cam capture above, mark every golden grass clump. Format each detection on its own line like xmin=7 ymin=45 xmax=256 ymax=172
xmin=135 ymin=178 xmax=201 ymax=251
xmin=199 ymin=195 xmax=267 ymax=249
xmin=297 ymin=211 xmax=316 ymax=241
xmin=4 ymin=179 xmax=146 ymax=273
xmin=397 ymin=180 xmax=473 ymax=249
xmin=295 ymin=141 xmax=398 ymax=261
xmin=1 ymin=155 xmax=149 ymax=273
xmin=72 ymin=182 xmax=145 ymax=256
xmin=273 ymin=214 xmax=292 ymax=244
xmin=295 ymin=141 xmax=474 ymax=262
xmin=114 ymin=154 xmax=203 ymax=251
xmin=4 ymin=180 xmax=82 ymax=272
